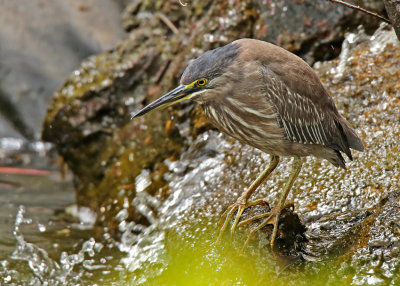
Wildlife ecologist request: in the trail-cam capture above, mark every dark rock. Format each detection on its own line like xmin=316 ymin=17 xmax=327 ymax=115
xmin=0 ymin=0 xmax=126 ymax=139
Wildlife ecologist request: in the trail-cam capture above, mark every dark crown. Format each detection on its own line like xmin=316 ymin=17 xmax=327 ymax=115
xmin=180 ymin=42 xmax=239 ymax=85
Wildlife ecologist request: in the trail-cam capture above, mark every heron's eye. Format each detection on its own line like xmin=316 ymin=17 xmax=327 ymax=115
xmin=197 ymin=79 xmax=207 ymax=86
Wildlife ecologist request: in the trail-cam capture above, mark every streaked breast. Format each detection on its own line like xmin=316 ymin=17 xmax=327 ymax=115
xmin=202 ymin=95 xmax=284 ymax=153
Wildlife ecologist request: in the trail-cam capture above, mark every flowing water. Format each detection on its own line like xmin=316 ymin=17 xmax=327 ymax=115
xmin=0 ymin=129 xmax=398 ymax=285
xmin=1 ymin=27 xmax=399 ymax=285
xmin=0 ymin=165 xmax=340 ymax=286
xmin=0 ymin=138 xmax=124 ymax=285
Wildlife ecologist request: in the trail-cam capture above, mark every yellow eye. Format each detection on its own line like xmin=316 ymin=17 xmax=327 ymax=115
xmin=197 ymin=79 xmax=207 ymax=86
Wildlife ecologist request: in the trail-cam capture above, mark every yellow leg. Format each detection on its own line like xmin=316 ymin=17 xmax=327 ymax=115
xmin=237 ymin=203 xmax=294 ymax=227
xmin=241 ymin=156 xmax=303 ymax=250
xmin=216 ymin=155 xmax=280 ymax=243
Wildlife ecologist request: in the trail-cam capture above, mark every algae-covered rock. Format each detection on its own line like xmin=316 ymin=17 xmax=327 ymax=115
xmin=118 ymin=25 xmax=400 ymax=285
xmin=42 ymin=0 xmax=384 ymax=232
xmin=42 ymin=0 xmax=399 ymax=284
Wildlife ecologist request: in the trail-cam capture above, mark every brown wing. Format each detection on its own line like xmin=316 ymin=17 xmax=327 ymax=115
xmin=260 ymin=65 xmax=353 ymax=160
xmin=235 ymin=39 xmax=363 ymax=156
xmin=236 ymin=39 xmax=338 ymax=112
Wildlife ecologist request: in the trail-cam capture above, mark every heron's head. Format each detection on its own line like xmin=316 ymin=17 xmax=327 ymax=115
xmin=132 ymin=42 xmax=240 ymax=118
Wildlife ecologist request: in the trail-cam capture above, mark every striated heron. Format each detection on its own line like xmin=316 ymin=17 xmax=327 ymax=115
xmin=132 ymin=39 xmax=364 ymax=249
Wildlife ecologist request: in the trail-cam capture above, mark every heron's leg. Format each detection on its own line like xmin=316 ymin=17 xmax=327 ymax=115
xmin=216 ymin=155 xmax=280 ymax=242
xmin=237 ymin=203 xmax=295 ymax=227
xmin=241 ymin=156 xmax=303 ymax=250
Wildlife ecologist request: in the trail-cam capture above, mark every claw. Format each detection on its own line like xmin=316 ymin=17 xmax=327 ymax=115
xmin=237 ymin=211 xmax=272 ymax=227
xmin=241 ymin=212 xmax=274 ymax=252
xmin=216 ymin=202 xmax=245 ymax=243
xmin=219 ymin=157 xmax=302 ymax=251
xmin=216 ymin=198 xmax=270 ymax=243
xmin=216 ymin=206 xmax=237 ymax=243
xmin=241 ymin=203 xmax=294 ymax=251
xmin=215 ymin=155 xmax=281 ymax=244
xmin=230 ymin=205 xmax=246 ymax=233
xmin=217 ymin=206 xmax=232 ymax=229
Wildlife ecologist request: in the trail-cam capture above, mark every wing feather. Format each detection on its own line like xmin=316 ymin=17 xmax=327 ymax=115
xmin=260 ymin=69 xmax=352 ymax=159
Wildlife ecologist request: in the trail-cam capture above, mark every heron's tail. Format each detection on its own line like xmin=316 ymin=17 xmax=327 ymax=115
xmin=338 ymin=116 xmax=364 ymax=152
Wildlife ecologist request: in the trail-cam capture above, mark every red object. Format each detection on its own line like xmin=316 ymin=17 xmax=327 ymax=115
xmin=0 ymin=167 xmax=50 ymax=176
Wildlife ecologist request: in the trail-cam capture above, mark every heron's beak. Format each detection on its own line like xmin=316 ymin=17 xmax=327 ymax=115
xmin=132 ymin=85 xmax=192 ymax=119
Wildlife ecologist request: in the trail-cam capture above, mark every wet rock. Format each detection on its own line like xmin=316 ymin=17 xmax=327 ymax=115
xmin=245 ymin=205 xmax=307 ymax=255
xmin=42 ymin=1 xmax=399 ymax=284
xmin=120 ymin=25 xmax=399 ymax=284
xmin=43 ymin=0 xmax=386 ymax=233
xmin=298 ymin=24 xmax=400 ymax=284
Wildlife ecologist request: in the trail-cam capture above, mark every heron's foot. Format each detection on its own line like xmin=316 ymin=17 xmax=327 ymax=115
xmin=216 ymin=198 xmax=269 ymax=243
xmin=240 ymin=203 xmax=294 ymax=251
